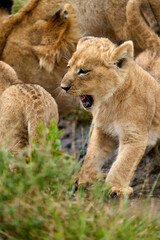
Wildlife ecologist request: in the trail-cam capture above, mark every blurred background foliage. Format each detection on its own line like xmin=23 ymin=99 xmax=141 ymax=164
xmin=12 ymin=0 xmax=28 ymax=13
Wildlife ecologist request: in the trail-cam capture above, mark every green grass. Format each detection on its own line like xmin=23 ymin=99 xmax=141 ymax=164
xmin=0 ymin=119 xmax=160 ymax=240
xmin=12 ymin=0 xmax=28 ymax=13
xmin=6 ymin=2 xmax=160 ymax=239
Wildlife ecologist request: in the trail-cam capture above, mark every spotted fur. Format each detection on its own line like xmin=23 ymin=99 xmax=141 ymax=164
xmin=0 ymin=61 xmax=58 ymax=154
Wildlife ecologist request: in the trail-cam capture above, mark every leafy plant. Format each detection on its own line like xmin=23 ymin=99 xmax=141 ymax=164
xmin=0 ymin=119 xmax=160 ymax=240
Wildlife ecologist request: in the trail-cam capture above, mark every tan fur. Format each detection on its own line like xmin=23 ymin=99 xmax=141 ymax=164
xmin=141 ymin=0 xmax=160 ymax=34
xmin=105 ymin=0 xmax=159 ymax=53
xmin=61 ymin=37 xmax=160 ymax=195
xmin=70 ymin=0 xmax=158 ymax=43
xmin=0 ymin=61 xmax=59 ymax=154
xmin=0 ymin=0 xmax=39 ymax=54
xmin=0 ymin=1 xmax=81 ymax=115
xmin=148 ymin=0 xmax=160 ymax=30
xmin=0 ymin=0 xmax=158 ymax=116
xmin=126 ymin=0 xmax=160 ymax=82
xmin=0 ymin=8 xmax=10 ymax=20
xmin=0 ymin=0 xmax=14 ymax=20
xmin=1 ymin=0 xmax=158 ymax=48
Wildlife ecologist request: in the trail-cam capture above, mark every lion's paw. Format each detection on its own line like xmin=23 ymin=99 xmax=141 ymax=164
xmin=109 ymin=186 xmax=133 ymax=198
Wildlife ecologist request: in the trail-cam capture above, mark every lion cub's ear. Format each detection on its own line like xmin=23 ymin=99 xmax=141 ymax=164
xmin=110 ymin=41 xmax=134 ymax=68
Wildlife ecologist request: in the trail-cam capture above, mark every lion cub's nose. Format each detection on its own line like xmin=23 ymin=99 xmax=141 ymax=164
xmin=61 ymin=85 xmax=71 ymax=92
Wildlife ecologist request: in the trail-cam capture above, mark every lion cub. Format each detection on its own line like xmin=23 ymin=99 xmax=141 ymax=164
xmin=0 ymin=61 xmax=59 ymax=154
xmin=0 ymin=1 xmax=81 ymax=116
xmin=61 ymin=37 xmax=160 ymax=195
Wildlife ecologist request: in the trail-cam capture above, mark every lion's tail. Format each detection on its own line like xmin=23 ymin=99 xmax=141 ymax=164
xmin=126 ymin=0 xmax=160 ymax=50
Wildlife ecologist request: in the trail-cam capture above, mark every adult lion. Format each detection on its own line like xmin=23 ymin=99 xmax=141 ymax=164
xmin=127 ymin=0 xmax=160 ymax=82
xmin=0 ymin=1 xmax=81 ymax=115
xmin=0 ymin=0 xmax=158 ymax=115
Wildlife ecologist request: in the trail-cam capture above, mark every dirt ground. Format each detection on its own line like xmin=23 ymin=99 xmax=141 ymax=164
xmin=59 ymin=113 xmax=160 ymax=199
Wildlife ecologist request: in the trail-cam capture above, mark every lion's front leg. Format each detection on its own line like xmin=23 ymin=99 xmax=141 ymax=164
xmin=106 ymin=131 xmax=148 ymax=196
xmin=78 ymin=126 xmax=116 ymax=185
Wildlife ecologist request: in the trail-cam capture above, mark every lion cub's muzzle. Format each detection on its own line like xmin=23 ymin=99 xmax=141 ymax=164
xmin=61 ymin=82 xmax=93 ymax=108
xmin=61 ymin=85 xmax=71 ymax=92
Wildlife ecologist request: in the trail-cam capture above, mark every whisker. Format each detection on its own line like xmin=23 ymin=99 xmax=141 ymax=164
xmin=51 ymin=86 xmax=62 ymax=94
xmin=55 ymin=89 xmax=64 ymax=101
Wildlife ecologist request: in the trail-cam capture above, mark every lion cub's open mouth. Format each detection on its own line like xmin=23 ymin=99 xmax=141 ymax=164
xmin=79 ymin=95 xmax=93 ymax=108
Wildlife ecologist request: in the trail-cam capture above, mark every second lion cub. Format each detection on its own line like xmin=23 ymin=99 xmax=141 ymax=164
xmin=0 ymin=61 xmax=59 ymax=154
xmin=61 ymin=37 xmax=160 ymax=196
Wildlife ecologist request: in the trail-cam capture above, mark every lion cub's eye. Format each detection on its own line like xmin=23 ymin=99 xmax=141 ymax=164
xmin=78 ymin=69 xmax=90 ymax=75
xmin=66 ymin=65 xmax=70 ymax=69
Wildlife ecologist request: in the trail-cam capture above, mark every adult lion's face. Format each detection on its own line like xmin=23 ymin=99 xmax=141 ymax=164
xmin=31 ymin=3 xmax=81 ymax=72
xmin=0 ymin=2 xmax=81 ymax=116
xmin=61 ymin=37 xmax=134 ymax=109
